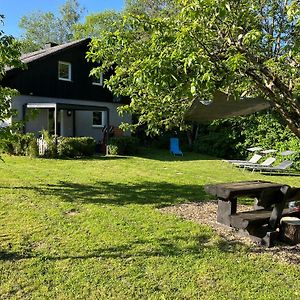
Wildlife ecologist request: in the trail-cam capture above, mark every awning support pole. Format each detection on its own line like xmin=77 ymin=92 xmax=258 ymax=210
xmin=54 ymin=105 xmax=57 ymax=136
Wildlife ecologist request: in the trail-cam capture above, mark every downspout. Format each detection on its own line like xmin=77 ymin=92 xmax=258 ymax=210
xmin=72 ymin=110 xmax=76 ymax=137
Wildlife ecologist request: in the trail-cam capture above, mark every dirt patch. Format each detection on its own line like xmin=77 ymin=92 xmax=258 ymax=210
xmin=159 ymin=201 xmax=300 ymax=265
xmin=64 ymin=208 xmax=79 ymax=216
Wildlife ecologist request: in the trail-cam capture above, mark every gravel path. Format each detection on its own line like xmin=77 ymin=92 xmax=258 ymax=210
xmin=159 ymin=201 xmax=300 ymax=265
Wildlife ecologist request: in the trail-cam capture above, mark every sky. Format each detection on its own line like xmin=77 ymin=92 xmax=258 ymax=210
xmin=0 ymin=0 xmax=125 ymax=37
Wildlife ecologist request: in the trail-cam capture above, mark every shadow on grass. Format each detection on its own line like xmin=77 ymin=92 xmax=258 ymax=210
xmin=135 ymin=148 xmax=219 ymax=162
xmin=0 ymin=250 xmax=28 ymax=261
xmin=44 ymin=155 xmax=130 ymax=162
xmin=5 ymin=181 xmax=212 ymax=207
xmin=0 ymin=233 xmax=247 ymax=262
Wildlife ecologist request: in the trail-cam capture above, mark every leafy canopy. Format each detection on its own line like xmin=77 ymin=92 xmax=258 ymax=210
xmin=19 ymin=0 xmax=84 ymax=53
xmin=0 ymin=15 xmax=22 ymax=123
xmin=73 ymin=0 xmax=175 ymax=39
xmin=87 ymin=0 xmax=300 ymax=137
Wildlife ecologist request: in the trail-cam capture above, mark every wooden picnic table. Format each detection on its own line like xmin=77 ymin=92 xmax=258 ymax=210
xmin=204 ymin=180 xmax=300 ymax=246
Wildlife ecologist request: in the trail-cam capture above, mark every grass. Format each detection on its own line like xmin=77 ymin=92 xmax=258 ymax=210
xmin=0 ymin=148 xmax=299 ymax=299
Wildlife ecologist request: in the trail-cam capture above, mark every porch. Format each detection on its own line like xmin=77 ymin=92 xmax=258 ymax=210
xmin=23 ymin=102 xmax=110 ymax=143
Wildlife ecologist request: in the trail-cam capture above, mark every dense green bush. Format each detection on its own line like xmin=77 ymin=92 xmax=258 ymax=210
xmin=0 ymin=130 xmax=36 ymax=156
xmin=57 ymin=137 xmax=96 ymax=158
xmin=40 ymin=130 xmax=57 ymax=158
xmin=107 ymin=144 xmax=119 ymax=155
xmin=240 ymin=113 xmax=300 ymax=168
xmin=107 ymin=136 xmax=139 ymax=155
xmin=193 ymin=118 xmax=244 ymax=159
xmin=27 ymin=138 xmax=39 ymax=157
xmin=193 ymin=111 xmax=300 ymax=168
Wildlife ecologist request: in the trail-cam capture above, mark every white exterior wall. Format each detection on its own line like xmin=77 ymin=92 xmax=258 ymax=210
xmin=11 ymin=95 xmax=131 ymax=142
xmin=60 ymin=109 xmax=73 ymax=137
xmin=25 ymin=109 xmax=49 ymax=134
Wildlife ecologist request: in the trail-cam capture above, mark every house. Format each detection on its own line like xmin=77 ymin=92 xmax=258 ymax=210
xmin=1 ymin=38 xmax=131 ymax=143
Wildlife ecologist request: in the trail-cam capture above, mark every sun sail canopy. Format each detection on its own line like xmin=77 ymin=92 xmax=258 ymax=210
xmin=184 ymin=91 xmax=271 ymax=123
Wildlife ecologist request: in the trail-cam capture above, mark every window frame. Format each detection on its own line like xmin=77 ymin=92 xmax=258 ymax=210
xmin=92 ymin=73 xmax=103 ymax=86
xmin=58 ymin=61 xmax=72 ymax=81
xmin=92 ymin=111 xmax=104 ymax=128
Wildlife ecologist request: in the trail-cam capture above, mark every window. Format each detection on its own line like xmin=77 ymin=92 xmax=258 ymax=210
xmin=92 ymin=111 xmax=104 ymax=127
xmin=58 ymin=61 xmax=72 ymax=81
xmin=92 ymin=73 xmax=103 ymax=86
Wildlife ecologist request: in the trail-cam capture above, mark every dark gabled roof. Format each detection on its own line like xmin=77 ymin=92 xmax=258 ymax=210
xmin=5 ymin=38 xmax=90 ymax=72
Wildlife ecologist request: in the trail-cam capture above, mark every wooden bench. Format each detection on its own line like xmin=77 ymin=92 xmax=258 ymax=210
xmin=204 ymin=180 xmax=300 ymax=246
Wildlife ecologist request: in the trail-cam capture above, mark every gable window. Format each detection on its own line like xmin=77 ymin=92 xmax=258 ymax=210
xmin=58 ymin=61 xmax=72 ymax=81
xmin=92 ymin=111 xmax=104 ymax=127
xmin=92 ymin=73 xmax=103 ymax=86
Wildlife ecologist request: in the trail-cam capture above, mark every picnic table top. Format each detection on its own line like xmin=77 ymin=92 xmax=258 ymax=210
xmin=204 ymin=180 xmax=285 ymax=200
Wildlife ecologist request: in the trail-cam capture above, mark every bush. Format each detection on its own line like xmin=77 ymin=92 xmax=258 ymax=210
xmin=57 ymin=137 xmax=96 ymax=158
xmin=27 ymin=139 xmax=39 ymax=157
xmin=240 ymin=113 xmax=300 ymax=168
xmin=107 ymin=136 xmax=139 ymax=155
xmin=107 ymin=144 xmax=119 ymax=155
xmin=193 ymin=119 xmax=244 ymax=159
xmin=193 ymin=111 xmax=300 ymax=169
xmin=40 ymin=130 xmax=58 ymax=158
xmin=0 ymin=130 xmax=36 ymax=156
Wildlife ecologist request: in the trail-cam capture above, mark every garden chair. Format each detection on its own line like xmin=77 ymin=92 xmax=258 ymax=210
xmin=170 ymin=138 xmax=183 ymax=156
xmin=238 ymin=156 xmax=276 ymax=169
xmin=243 ymin=159 xmax=294 ymax=173
xmin=225 ymin=153 xmax=263 ymax=165
xmin=280 ymin=150 xmax=296 ymax=156
xmin=246 ymin=146 xmax=262 ymax=152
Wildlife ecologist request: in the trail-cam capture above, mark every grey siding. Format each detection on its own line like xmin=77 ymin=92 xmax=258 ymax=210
xmin=12 ymin=95 xmax=131 ymax=142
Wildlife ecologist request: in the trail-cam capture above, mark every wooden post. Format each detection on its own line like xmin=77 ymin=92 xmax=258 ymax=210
xmin=217 ymin=198 xmax=237 ymax=226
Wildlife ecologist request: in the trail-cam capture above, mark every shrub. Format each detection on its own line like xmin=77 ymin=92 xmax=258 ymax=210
xmin=57 ymin=137 xmax=96 ymax=158
xmin=27 ymin=139 xmax=39 ymax=157
xmin=107 ymin=136 xmax=139 ymax=155
xmin=40 ymin=130 xmax=58 ymax=158
xmin=193 ymin=119 xmax=244 ymax=159
xmin=193 ymin=111 xmax=300 ymax=169
xmin=107 ymin=144 xmax=119 ymax=155
xmin=0 ymin=130 xmax=36 ymax=156
xmin=240 ymin=113 xmax=300 ymax=168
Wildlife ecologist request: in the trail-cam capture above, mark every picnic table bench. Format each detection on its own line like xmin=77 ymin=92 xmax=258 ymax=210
xmin=204 ymin=180 xmax=300 ymax=246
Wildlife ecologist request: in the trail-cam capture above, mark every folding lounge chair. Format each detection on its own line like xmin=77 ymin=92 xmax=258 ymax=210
xmin=243 ymin=160 xmax=294 ymax=173
xmin=238 ymin=157 xmax=276 ymax=169
xmin=260 ymin=149 xmax=277 ymax=154
xmin=170 ymin=138 xmax=183 ymax=156
xmin=246 ymin=146 xmax=262 ymax=152
xmin=280 ymin=150 xmax=296 ymax=156
xmin=226 ymin=154 xmax=262 ymax=165
xmin=252 ymin=160 xmax=294 ymax=173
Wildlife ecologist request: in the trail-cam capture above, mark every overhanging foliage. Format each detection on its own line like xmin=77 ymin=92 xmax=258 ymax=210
xmin=87 ymin=0 xmax=300 ymax=137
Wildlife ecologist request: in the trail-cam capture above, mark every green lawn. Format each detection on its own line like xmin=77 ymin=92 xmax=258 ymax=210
xmin=0 ymin=149 xmax=299 ymax=299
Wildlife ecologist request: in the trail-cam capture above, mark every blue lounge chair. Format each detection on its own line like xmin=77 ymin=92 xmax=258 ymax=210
xmin=170 ymin=138 xmax=183 ymax=156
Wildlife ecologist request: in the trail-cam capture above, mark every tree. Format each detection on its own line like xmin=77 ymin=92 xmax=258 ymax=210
xmin=87 ymin=0 xmax=300 ymax=138
xmin=19 ymin=0 xmax=84 ymax=53
xmin=73 ymin=0 xmax=174 ymax=40
xmin=74 ymin=11 xmax=122 ymax=39
xmin=125 ymin=0 xmax=176 ymax=16
xmin=0 ymin=15 xmax=22 ymax=123
xmin=0 ymin=15 xmax=22 ymax=160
